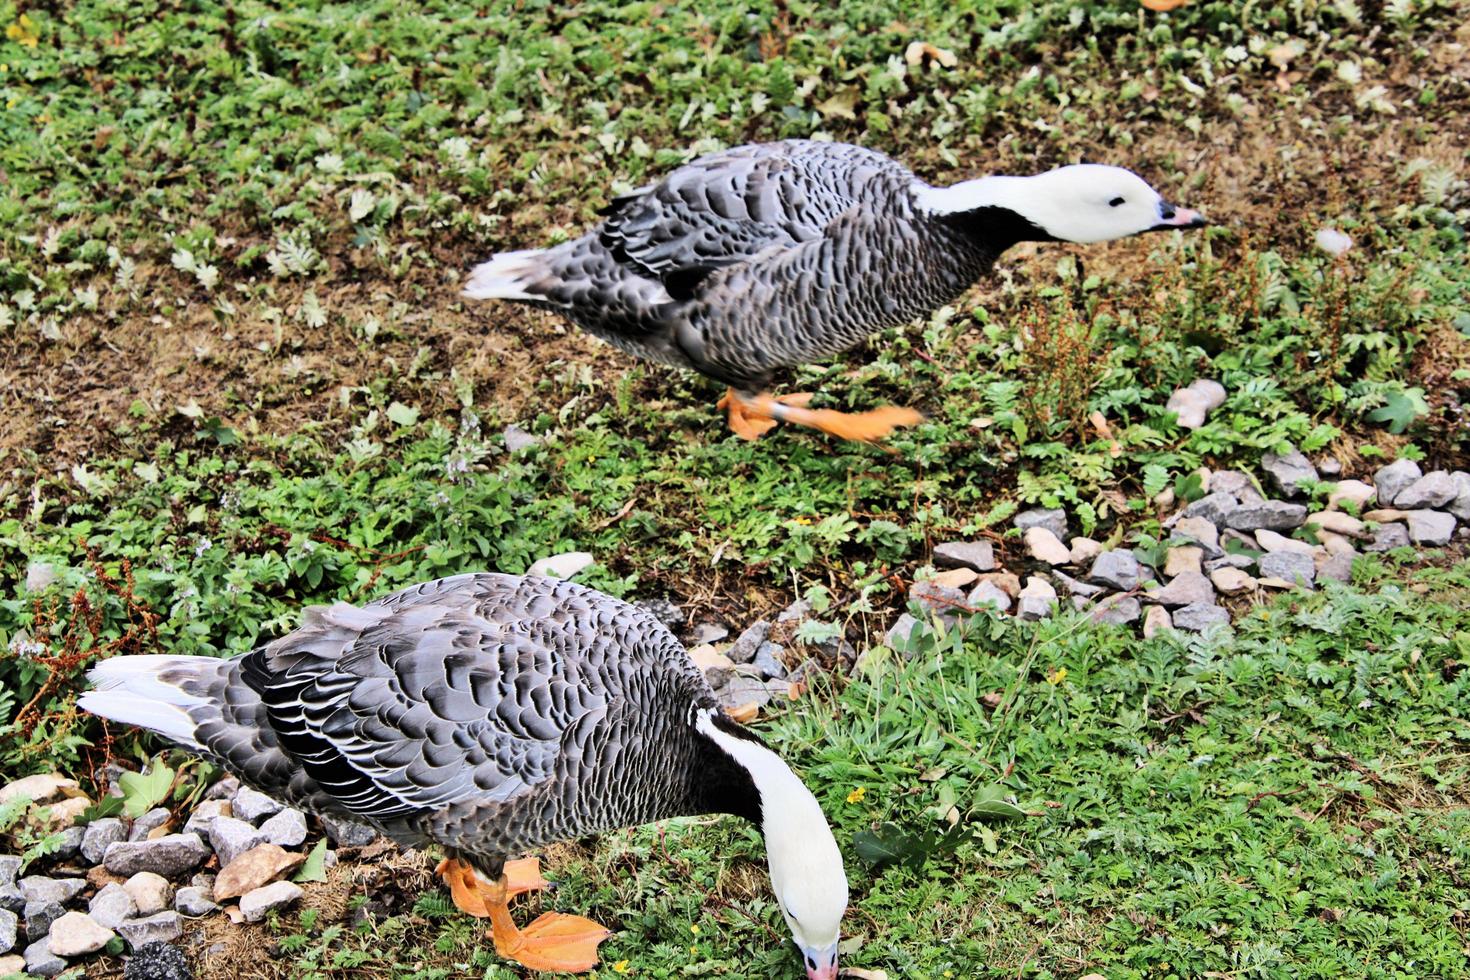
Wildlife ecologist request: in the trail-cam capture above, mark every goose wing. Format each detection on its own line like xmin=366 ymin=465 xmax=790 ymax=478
xmin=598 ymin=141 xmax=889 ymax=301
xmin=242 ymin=590 xmax=609 ymax=820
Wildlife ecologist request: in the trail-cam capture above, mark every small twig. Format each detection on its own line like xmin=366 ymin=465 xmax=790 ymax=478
xmin=1246 ymin=784 xmax=1307 ymax=811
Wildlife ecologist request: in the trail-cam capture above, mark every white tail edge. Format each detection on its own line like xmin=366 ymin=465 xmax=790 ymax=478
xmin=463 ymin=249 xmax=546 ymax=301
xmin=79 ymin=655 xmax=210 ymax=746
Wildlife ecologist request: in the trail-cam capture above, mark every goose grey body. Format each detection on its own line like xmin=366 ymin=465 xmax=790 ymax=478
xmin=470 ymin=141 xmax=993 ymax=390
xmin=465 ymin=140 xmax=1205 ymax=394
xmin=81 ymin=573 xmax=759 ymax=872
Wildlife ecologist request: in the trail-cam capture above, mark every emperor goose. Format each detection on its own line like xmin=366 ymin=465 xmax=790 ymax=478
xmin=81 ymin=573 xmax=847 ymax=978
xmin=465 ymin=139 xmax=1206 ymax=441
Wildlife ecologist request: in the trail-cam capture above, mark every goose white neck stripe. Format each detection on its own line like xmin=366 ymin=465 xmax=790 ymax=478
xmin=694 ymin=709 xmax=848 ymax=958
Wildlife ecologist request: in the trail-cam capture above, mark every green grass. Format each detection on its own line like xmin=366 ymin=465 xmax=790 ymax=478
xmin=246 ymin=566 xmax=1470 ymax=979
xmin=2 ymin=0 xmax=1469 ymax=977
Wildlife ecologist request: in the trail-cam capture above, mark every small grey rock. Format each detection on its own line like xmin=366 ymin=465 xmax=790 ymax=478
xmin=908 ymin=581 xmax=966 ymax=618
xmin=87 ymin=883 xmax=136 ymax=930
xmin=123 ymin=873 xmax=171 ymax=917
xmin=1204 ymin=553 xmax=1255 ymax=571
xmin=1224 ymin=501 xmax=1308 ymax=532
xmin=1016 ymin=578 xmax=1057 ymax=622
xmin=1146 ymin=571 xmax=1216 ymax=607
xmin=775 ymin=600 xmax=811 ymax=624
xmin=208 ymin=817 xmax=269 ymax=867
xmin=320 ymin=815 xmax=377 ymax=848
xmin=0 ymin=857 xmax=19 ymax=891
xmin=1373 ymin=458 xmax=1422 ymax=507
xmin=716 ymin=675 xmax=773 ymax=712
xmin=258 ymin=809 xmax=307 ymax=849
xmin=116 ymin=912 xmax=182 ymax=949
xmin=687 ymin=623 xmax=729 ymax=645
xmin=174 ymin=885 xmax=218 ymax=917
xmin=203 ymin=778 xmax=239 ymax=803
xmin=181 ymin=800 xmax=232 ymax=839
xmin=1258 ymin=551 xmax=1315 ymax=587
xmin=230 ymin=788 xmax=284 ymax=826
xmin=50 ymin=828 xmax=83 ymax=863
xmin=18 ymin=878 xmax=85 ymax=907
xmin=1182 ymin=492 xmax=1238 ymax=525
xmin=751 ymin=642 xmax=787 ymax=680
xmin=1052 ymin=571 xmax=1104 ymax=598
xmin=1014 ymin=508 xmax=1068 ymax=540
xmin=932 ymin=541 xmax=996 ymax=572
xmin=966 ymin=581 xmax=1011 ymax=614
xmin=240 ymin=881 xmax=303 ymax=924
xmin=1166 ymin=386 xmax=1210 ymax=429
xmin=1448 ymin=472 xmax=1470 ymax=522
xmin=1261 ymin=448 xmax=1318 ymax=497
xmin=885 ymin=614 xmax=922 ymax=654
xmin=1405 ymin=510 xmax=1455 ymax=546
xmin=22 ymin=902 xmax=63 ymax=944
xmin=1091 ymin=596 xmax=1141 ymax=626
xmin=123 ymin=940 xmax=193 ymax=980
xmin=103 ymin=834 xmax=211 ymax=878
xmin=23 ymin=939 xmax=65 ymax=977
xmin=1317 ymin=553 xmax=1354 ymax=583
xmin=1170 ymin=516 xmax=1222 ymax=557
xmin=727 ymin=621 xmax=771 ymax=664
xmin=45 ymin=911 xmax=114 ymax=957
xmin=1089 ymin=551 xmax=1142 ymax=591
xmin=1317 ymin=457 xmax=1341 ymax=476
xmin=502 ymin=424 xmax=540 ymax=454
xmin=1210 ymin=471 xmax=1264 ymax=503
xmin=1395 ymin=471 xmax=1457 ymax=509
xmin=0 ymin=885 xmax=21 ymax=917
xmin=1142 ymin=605 xmax=1173 ymax=639
xmin=1363 ymin=522 xmax=1411 ymax=552
xmin=0 ymin=907 xmax=14 ymax=955
xmin=128 ymin=808 xmax=172 ymax=842
xmin=1172 ymin=602 xmax=1233 ymax=632
xmin=81 ymin=819 xmax=128 ymax=865
xmin=634 ymin=597 xmax=685 ymax=630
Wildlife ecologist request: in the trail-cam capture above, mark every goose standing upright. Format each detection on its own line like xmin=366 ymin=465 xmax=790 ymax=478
xmin=466 ymin=139 xmax=1206 ymax=441
xmin=80 ymin=573 xmax=848 ymax=978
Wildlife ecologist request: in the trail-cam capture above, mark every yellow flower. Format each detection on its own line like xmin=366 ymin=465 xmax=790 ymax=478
xmin=36 ymin=112 xmax=48 ymax=123
xmin=689 ymin=924 xmax=700 ymax=935
xmin=7 ymin=14 xmax=39 ymax=47
xmin=794 ymin=516 xmax=812 ymax=525
xmin=944 ymin=972 xmax=954 ymax=978
xmin=611 ymin=960 xmax=630 ymax=974
xmin=1046 ymin=667 xmax=1067 ymax=685
xmin=846 ymin=786 xmax=867 ymax=804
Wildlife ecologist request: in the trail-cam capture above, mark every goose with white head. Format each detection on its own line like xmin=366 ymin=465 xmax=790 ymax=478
xmin=465 ymin=141 xmax=1206 ymax=443
xmin=80 ymin=572 xmax=848 ymax=976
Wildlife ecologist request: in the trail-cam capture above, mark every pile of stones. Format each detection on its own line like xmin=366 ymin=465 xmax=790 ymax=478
xmin=0 ymin=771 xmax=372 ymax=977
xmin=886 ymin=451 xmax=1468 ymax=645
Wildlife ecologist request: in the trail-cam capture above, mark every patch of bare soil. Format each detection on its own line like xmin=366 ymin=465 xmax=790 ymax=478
xmin=3 ymin=37 xmax=1467 ymax=477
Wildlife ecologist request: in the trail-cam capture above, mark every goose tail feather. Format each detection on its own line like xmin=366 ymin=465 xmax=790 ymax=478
xmin=463 ymin=248 xmax=549 ymax=302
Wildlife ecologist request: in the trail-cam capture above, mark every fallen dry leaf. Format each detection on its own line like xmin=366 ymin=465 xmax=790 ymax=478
xmin=726 ymin=702 xmax=760 ymax=724
xmin=816 ymin=87 xmax=860 ymax=120
xmin=904 ymin=41 xmax=957 ymax=68
xmin=1140 ymin=0 xmax=1189 ymax=10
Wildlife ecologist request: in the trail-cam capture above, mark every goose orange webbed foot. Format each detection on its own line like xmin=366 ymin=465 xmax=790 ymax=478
xmin=719 ymin=389 xmax=920 ymax=443
xmin=437 ymin=856 xmax=611 ymax=974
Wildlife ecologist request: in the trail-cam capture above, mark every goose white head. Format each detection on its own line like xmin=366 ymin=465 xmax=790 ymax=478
xmin=915 ymin=163 xmax=1206 ymax=244
xmin=696 ymin=710 xmax=848 ymax=980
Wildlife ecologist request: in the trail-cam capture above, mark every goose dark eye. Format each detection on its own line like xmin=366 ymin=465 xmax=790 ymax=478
xmin=1109 ymin=196 xmax=1126 ymax=207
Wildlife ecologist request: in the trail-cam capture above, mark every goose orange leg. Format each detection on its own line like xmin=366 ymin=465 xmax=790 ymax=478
xmin=437 ymin=857 xmax=611 ymax=973
xmin=719 ymin=388 xmax=922 ymax=443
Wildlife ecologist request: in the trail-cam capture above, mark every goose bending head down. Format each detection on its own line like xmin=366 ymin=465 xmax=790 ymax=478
xmin=463 ymin=140 xmax=1206 ymax=444
xmin=78 ymin=573 xmax=848 ymax=976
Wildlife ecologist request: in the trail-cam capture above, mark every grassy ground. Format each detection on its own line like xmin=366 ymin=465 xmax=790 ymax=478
xmin=1 ymin=0 xmax=1469 ymax=976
